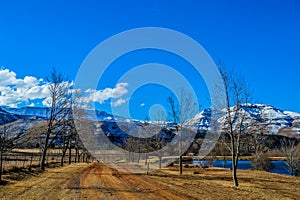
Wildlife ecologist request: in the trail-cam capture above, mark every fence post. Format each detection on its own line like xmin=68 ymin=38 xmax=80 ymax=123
xmin=29 ymin=153 xmax=33 ymax=172
xmin=23 ymin=154 xmax=26 ymax=168
xmin=15 ymin=154 xmax=18 ymax=168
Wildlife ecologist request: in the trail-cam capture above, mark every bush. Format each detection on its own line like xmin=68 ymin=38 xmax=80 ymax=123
xmin=251 ymin=154 xmax=274 ymax=171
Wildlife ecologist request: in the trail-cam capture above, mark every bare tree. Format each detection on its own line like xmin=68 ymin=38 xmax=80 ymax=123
xmin=60 ymin=123 xmax=68 ymax=166
xmin=0 ymin=123 xmax=11 ymax=182
xmin=153 ymin=109 xmax=167 ymax=169
xmin=167 ymin=89 xmax=198 ymax=174
xmin=124 ymin=136 xmax=137 ymax=162
xmin=40 ymin=69 xmax=71 ymax=171
xmin=281 ymin=138 xmax=299 ymax=176
xmin=216 ymin=66 xmax=250 ymax=187
xmin=60 ymin=119 xmax=82 ymax=166
xmin=153 ymin=109 xmax=167 ymax=127
xmin=70 ymin=88 xmax=87 ymax=163
xmin=60 ymin=121 xmax=72 ymax=166
xmin=247 ymin=109 xmax=273 ymax=171
xmin=213 ymin=134 xmax=230 ymax=168
xmin=250 ymin=133 xmax=272 ymax=171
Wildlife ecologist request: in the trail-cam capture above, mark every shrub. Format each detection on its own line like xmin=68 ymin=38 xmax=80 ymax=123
xmin=251 ymin=154 xmax=274 ymax=171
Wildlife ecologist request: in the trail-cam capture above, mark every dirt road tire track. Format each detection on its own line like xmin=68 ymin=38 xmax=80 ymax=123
xmin=0 ymin=162 xmax=190 ymax=200
xmin=1 ymin=162 xmax=299 ymax=200
xmin=77 ymin=163 xmax=188 ymax=200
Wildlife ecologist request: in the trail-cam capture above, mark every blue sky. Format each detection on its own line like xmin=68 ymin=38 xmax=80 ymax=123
xmin=0 ymin=0 xmax=300 ymax=119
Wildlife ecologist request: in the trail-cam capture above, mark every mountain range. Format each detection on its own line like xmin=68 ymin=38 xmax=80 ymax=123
xmin=0 ymin=104 xmax=299 ymax=141
xmin=189 ymin=104 xmax=300 ymax=137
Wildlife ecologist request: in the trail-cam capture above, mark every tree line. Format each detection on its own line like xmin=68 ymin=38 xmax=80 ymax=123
xmin=0 ymin=69 xmax=92 ymax=183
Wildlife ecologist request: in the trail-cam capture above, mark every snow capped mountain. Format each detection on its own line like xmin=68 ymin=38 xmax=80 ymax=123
xmin=188 ymin=104 xmax=300 ymax=136
xmin=187 ymin=108 xmax=211 ymax=130
xmin=1 ymin=106 xmax=48 ymax=119
xmin=0 ymin=106 xmax=116 ymax=121
xmin=1 ymin=104 xmax=300 ymax=138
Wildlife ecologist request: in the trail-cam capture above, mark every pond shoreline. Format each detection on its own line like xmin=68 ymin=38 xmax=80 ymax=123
xmin=191 ymin=159 xmax=292 ymax=176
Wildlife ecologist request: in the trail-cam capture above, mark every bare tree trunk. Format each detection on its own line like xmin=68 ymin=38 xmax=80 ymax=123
xmin=179 ymin=155 xmax=183 ymax=174
xmin=230 ymin=136 xmax=238 ymax=187
xmin=179 ymin=129 xmax=183 ymax=174
xmin=61 ymin=147 xmax=66 ymax=166
xmin=232 ymin=163 xmax=238 ymax=187
xmin=137 ymin=148 xmax=140 ymax=164
xmin=61 ymin=134 xmax=69 ymax=166
xmin=40 ymin=149 xmax=46 ymax=171
xmin=61 ymin=151 xmax=65 ymax=166
xmin=146 ymin=161 xmax=150 ymax=175
xmin=281 ymin=138 xmax=298 ymax=176
xmin=75 ymin=146 xmax=78 ymax=163
xmin=289 ymin=154 xmax=293 ymax=176
xmin=159 ymin=155 xmax=162 ymax=169
xmin=0 ymin=149 xmax=3 ymax=182
xmin=29 ymin=153 xmax=33 ymax=172
xmin=68 ymin=137 xmax=72 ymax=165
xmin=145 ymin=153 xmax=148 ymax=166
xmin=0 ymin=123 xmax=8 ymax=182
xmin=78 ymin=151 xmax=81 ymax=163
xmin=167 ymin=90 xmax=198 ymax=175
xmin=40 ymin=129 xmax=51 ymax=171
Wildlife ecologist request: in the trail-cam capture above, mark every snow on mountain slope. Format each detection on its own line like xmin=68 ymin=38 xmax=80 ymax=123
xmin=1 ymin=106 xmax=48 ymax=118
xmin=187 ymin=108 xmax=211 ymax=130
xmin=0 ymin=106 xmax=116 ymax=121
xmin=284 ymin=111 xmax=300 ymax=126
xmin=188 ymin=104 xmax=300 ymax=135
xmin=1 ymin=104 xmax=299 ymax=138
xmin=284 ymin=111 xmax=300 ymax=119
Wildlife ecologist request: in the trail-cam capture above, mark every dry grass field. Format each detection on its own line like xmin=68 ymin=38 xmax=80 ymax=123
xmin=1 ymin=149 xmax=84 ymax=172
xmin=0 ymin=162 xmax=299 ymax=200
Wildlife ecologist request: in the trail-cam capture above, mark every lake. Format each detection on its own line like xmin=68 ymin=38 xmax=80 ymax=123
xmin=192 ymin=159 xmax=291 ymax=176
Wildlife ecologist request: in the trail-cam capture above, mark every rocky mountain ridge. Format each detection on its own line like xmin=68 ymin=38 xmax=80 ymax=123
xmin=0 ymin=104 xmax=299 ymax=140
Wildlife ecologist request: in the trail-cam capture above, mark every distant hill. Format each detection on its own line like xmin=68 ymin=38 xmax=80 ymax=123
xmin=0 ymin=104 xmax=299 ymax=147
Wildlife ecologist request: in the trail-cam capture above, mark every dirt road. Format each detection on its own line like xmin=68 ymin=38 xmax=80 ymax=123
xmin=0 ymin=163 xmax=191 ymax=200
xmin=1 ymin=163 xmax=299 ymax=200
xmin=72 ymin=163 xmax=188 ymax=200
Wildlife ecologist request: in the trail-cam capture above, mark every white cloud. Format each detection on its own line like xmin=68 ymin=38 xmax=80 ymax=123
xmin=0 ymin=68 xmax=17 ymax=86
xmin=0 ymin=68 xmax=129 ymax=108
xmin=111 ymin=98 xmax=126 ymax=107
xmin=140 ymin=103 xmax=145 ymax=107
xmin=84 ymin=82 xmax=128 ymax=104
xmin=24 ymin=76 xmax=38 ymax=85
xmin=0 ymin=68 xmax=49 ymax=107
